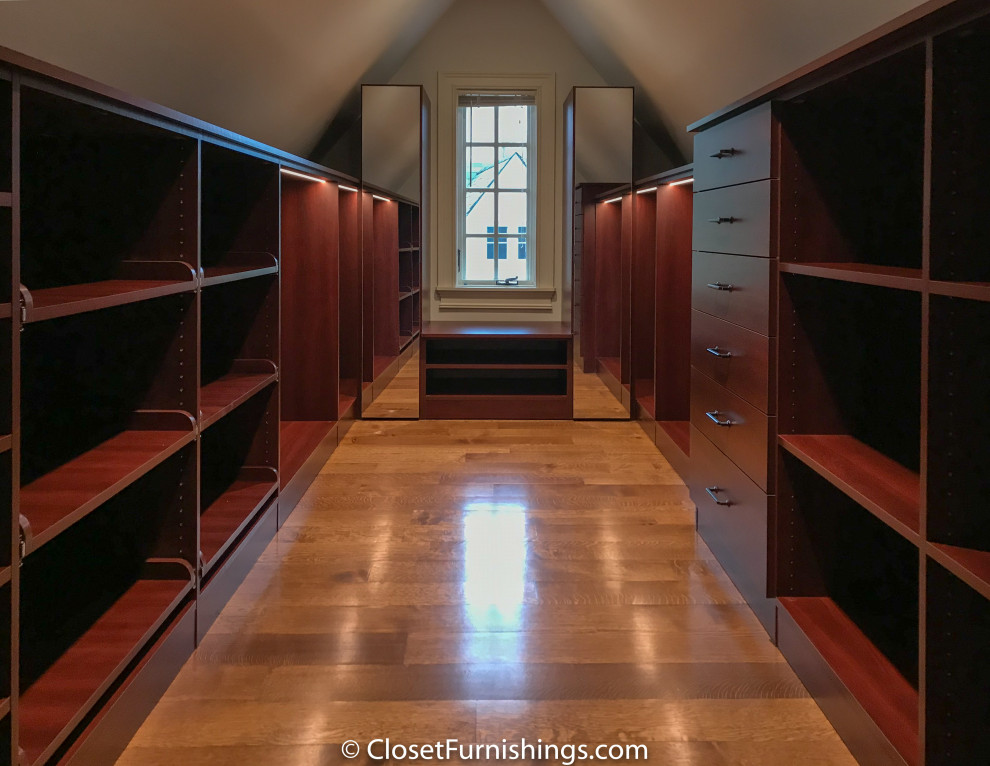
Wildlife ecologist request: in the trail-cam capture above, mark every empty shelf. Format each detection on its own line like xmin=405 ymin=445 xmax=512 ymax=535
xmin=19 ymin=572 xmax=192 ymax=765
xmin=779 ymin=597 xmax=918 ymax=764
xmin=201 ymin=468 xmax=278 ymax=571
xmin=200 ymin=362 xmax=277 ymax=429
xmin=20 ymin=416 xmax=196 ymax=555
xmin=779 ymin=434 xmax=920 ymax=541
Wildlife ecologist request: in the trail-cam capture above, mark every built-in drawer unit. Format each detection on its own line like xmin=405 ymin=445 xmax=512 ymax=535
xmin=694 ymin=103 xmax=773 ymax=192
xmin=691 ymin=309 xmax=772 ymax=413
xmin=691 ymin=367 xmax=773 ymax=491
xmin=687 ymin=425 xmax=775 ymax=634
xmin=692 ymin=251 xmax=773 ymax=335
xmin=693 ymin=180 xmax=774 ymax=257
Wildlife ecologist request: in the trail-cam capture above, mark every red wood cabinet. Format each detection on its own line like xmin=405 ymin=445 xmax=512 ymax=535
xmin=688 ymin=3 xmax=990 ymax=764
xmin=0 ymin=44 xmax=361 ymax=764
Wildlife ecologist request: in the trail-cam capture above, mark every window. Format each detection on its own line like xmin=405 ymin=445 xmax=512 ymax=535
xmin=456 ymin=93 xmax=537 ymax=285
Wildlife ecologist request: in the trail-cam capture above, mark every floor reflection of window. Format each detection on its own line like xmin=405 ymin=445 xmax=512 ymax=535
xmin=462 ymin=502 xmax=527 ymax=631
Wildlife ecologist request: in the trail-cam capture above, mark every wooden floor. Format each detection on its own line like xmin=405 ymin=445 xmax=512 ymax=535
xmin=363 ymin=349 xmax=630 ymax=421
xmin=120 ymin=420 xmax=855 ymax=765
xmin=362 ymin=349 xmax=419 ymax=419
xmin=573 ymin=360 xmax=628 ymax=420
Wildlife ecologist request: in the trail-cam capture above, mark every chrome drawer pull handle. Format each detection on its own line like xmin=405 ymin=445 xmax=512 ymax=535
xmin=710 ymin=148 xmax=737 ymax=159
xmin=706 ymin=410 xmax=734 ymax=427
xmin=707 ymin=216 xmax=737 ymax=224
xmin=706 ymin=282 xmax=734 ymax=291
xmin=706 ymin=346 xmax=733 ymax=358
xmin=705 ymin=486 xmax=732 ymax=506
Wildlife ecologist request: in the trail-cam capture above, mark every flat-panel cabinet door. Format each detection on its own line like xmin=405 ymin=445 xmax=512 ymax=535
xmin=693 ymin=181 xmax=774 ymax=258
xmin=688 ymin=425 xmax=775 ymax=634
xmin=692 ymin=252 xmax=774 ymax=336
xmin=693 ymin=103 xmax=773 ymax=192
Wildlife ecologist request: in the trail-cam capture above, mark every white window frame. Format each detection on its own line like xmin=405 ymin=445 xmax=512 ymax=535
xmin=456 ymin=93 xmax=538 ymax=287
xmin=436 ymin=73 xmax=557 ymax=311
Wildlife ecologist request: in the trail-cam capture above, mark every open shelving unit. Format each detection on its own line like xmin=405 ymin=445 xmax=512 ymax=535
xmin=627 ymin=169 xmax=694 ymax=463
xmin=778 ymin=275 xmax=922 ymax=534
xmin=362 ymin=188 xmax=421 ymax=406
xmin=18 ymin=448 xmax=196 ymax=766
xmin=0 ymin=43 xmax=362 ymax=763
xmin=420 ymin=323 xmax=572 ymax=419
xmin=586 ymin=187 xmax=632 ymax=410
xmin=19 ymin=87 xmax=199 ymax=322
xmin=200 ymin=143 xmax=279 ymax=286
xmin=777 ymin=455 xmax=919 ymax=764
xmin=776 ymin=44 xmax=926 ymax=285
xmin=200 ymin=387 xmax=277 ymax=574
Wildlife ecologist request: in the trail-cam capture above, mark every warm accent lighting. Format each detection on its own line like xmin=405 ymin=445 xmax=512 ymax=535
xmin=280 ymin=168 xmax=326 ymax=183
xmin=636 ymin=187 xmax=658 ymax=194
xmin=603 ymin=196 xmax=622 ymax=204
xmin=669 ymin=177 xmax=694 ymax=186
xmin=338 ymin=184 xmax=359 ymax=193
xmin=372 ymin=194 xmax=391 ymax=202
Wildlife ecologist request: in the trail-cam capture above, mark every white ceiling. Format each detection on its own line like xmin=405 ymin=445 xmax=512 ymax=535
xmin=0 ymin=0 xmax=930 ymax=160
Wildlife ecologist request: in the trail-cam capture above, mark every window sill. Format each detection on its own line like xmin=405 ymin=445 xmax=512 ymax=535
xmin=435 ymin=285 xmax=556 ymax=311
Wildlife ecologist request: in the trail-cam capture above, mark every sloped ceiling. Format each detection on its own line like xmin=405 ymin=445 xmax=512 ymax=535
xmin=539 ymin=0 xmax=931 ymax=157
xmin=0 ymin=0 xmax=932 ymax=161
xmin=0 ymin=0 xmax=455 ymax=155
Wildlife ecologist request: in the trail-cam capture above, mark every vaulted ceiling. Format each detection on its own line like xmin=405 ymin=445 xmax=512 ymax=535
xmin=0 ymin=0 xmax=929 ymax=162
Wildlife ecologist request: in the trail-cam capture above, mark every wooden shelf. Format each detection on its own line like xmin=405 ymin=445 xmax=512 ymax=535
xmin=201 ymin=253 xmax=278 ymax=288
xmin=200 ymin=361 xmax=278 ymax=430
xmin=779 ymin=434 xmax=920 ymax=542
xmin=0 ymin=695 xmax=8 ymax=719
xmin=0 ymin=191 xmax=11 ymax=207
xmin=0 ymin=303 xmax=10 ymax=320
xmin=280 ymin=421 xmax=336 ymax=489
xmin=0 ymin=433 xmax=10 ymax=454
xmin=20 ymin=413 xmax=196 ymax=556
xmin=928 ymin=544 xmax=990 ymax=601
xmin=399 ymin=246 xmax=419 ymax=253
xmin=22 ymin=270 xmax=197 ymax=323
xmin=0 ymin=566 xmax=9 ymax=588
xmin=200 ymin=468 xmax=277 ymax=572
xmin=18 ymin=569 xmax=193 ymax=766
xmin=779 ymin=597 xmax=918 ymax=765
xmin=930 ymin=280 xmax=990 ymax=302
xmin=779 ymin=262 xmax=923 ymax=291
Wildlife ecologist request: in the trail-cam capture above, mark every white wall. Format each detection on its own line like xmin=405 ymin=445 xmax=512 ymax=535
xmin=0 ymin=0 xmax=454 ymax=156
xmin=389 ymin=0 xmax=608 ymax=322
xmin=542 ymin=0 xmax=932 ymax=158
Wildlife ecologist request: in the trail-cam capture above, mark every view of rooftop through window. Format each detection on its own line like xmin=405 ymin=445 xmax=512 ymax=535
xmin=457 ymin=95 xmax=536 ymax=284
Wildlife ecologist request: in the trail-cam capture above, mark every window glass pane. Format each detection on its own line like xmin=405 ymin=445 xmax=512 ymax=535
xmin=498 ymin=105 xmax=529 ymax=143
xmin=470 ymin=106 xmax=494 ymax=142
xmin=466 ymin=146 xmax=495 ymax=189
xmin=498 ymin=191 xmax=528 ymax=233
xmin=497 ymin=147 xmax=528 ymax=189
xmin=465 ymin=191 xmax=494 ymax=235
xmin=464 ymin=237 xmax=495 ymax=281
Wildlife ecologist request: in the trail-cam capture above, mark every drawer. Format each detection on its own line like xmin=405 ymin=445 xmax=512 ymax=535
xmin=692 ymin=251 xmax=773 ymax=335
xmin=691 ymin=367 xmax=773 ymax=491
xmin=693 ymin=181 xmax=774 ymax=257
xmin=694 ymin=103 xmax=773 ymax=191
xmin=687 ymin=425 xmax=775 ymax=634
xmin=691 ymin=310 xmax=773 ymax=413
